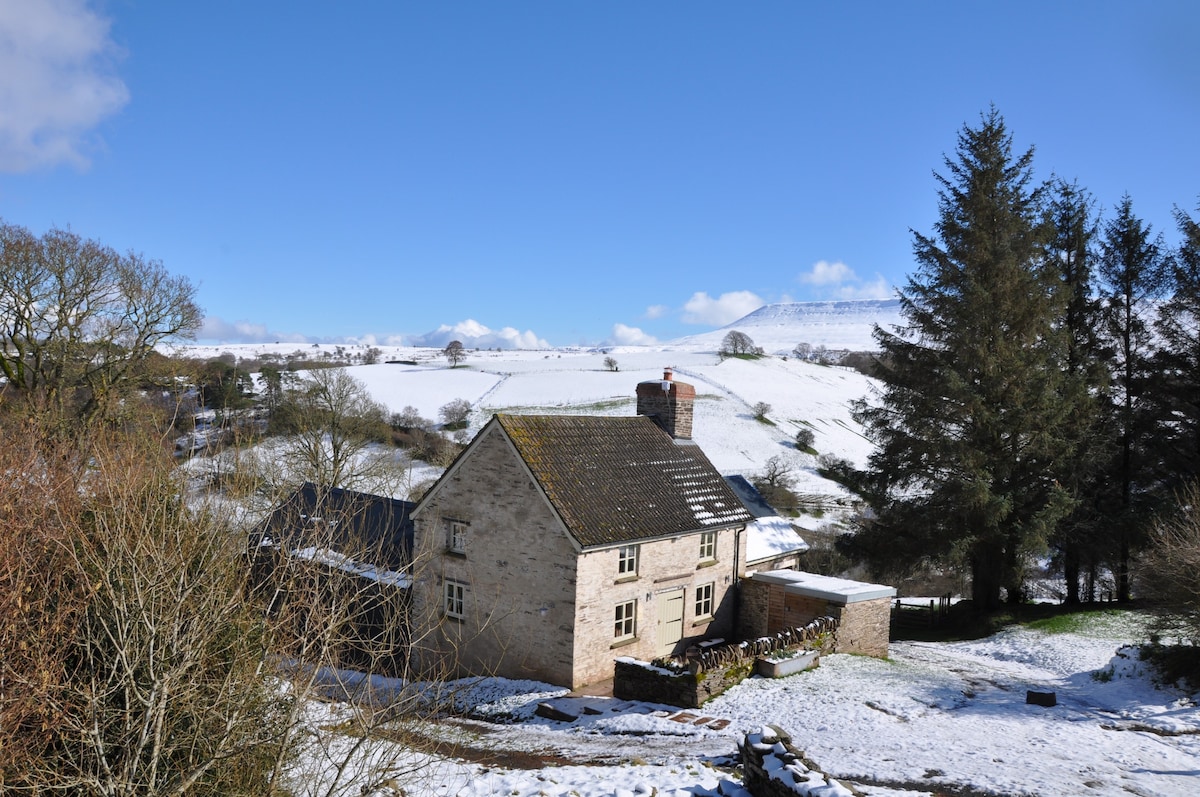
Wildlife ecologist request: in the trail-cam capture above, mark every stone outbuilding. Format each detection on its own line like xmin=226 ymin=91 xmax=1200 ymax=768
xmin=740 ymin=569 xmax=896 ymax=657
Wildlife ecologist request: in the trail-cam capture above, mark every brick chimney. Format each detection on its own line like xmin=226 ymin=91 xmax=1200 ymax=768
xmin=636 ymin=367 xmax=695 ymax=440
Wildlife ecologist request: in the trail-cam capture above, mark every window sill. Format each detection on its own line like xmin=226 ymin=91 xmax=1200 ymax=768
xmin=442 ymin=615 xmax=464 ymax=624
xmin=692 ymin=617 xmax=713 ymax=628
xmin=696 ymin=559 xmax=718 ymax=569
xmin=614 ymin=574 xmax=639 ymax=584
xmin=610 ymin=636 xmax=639 ymax=650
xmin=445 ymin=549 xmax=466 ymax=559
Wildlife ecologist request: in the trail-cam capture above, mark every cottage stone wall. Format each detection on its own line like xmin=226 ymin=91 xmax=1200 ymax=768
xmin=411 ymin=425 xmax=580 ymax=686
xmin=739 ymin=574 xmax=772 ymax=639
xmin=571 ymin=523 xmax=744 ymax=686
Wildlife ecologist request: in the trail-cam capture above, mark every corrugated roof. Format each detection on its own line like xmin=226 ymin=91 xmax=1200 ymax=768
xmin=495 ymin=414 xmax=753 ymax=548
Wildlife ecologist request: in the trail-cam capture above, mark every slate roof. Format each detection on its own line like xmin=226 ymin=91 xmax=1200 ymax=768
xmin=257 ymin=482 xmax=415 ymax=570
xmin=494 ymin=413 xmax=753 ymax=548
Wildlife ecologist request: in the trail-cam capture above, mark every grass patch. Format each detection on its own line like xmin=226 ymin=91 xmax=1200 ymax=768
xmin=892 ymin=602 xmax=1140 ymax=643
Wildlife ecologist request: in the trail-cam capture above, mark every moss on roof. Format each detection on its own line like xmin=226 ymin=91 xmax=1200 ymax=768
xmin=494 ymin=413 xmax=752 ymax=548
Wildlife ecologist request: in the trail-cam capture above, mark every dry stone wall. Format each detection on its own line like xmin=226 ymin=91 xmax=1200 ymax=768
xmin=740 ymin=725 xmax=857 ymax=797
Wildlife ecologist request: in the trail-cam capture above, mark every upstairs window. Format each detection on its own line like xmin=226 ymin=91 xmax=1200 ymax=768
xmin=447 ymin=520 xmax=468 ymax=554
xmin=699 ymin=531 xmax=716 ymax=562
xmin=617 ymin=545 xmax=639 ymax=577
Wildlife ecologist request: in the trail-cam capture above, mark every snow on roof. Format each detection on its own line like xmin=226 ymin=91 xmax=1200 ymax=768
xmin=750 ymin=569 xmax=895 ymax=604
xmin=744 ymin=515 xmax=809 ymax=563
xmin=290 ymin=546 xmax=412 ymax=589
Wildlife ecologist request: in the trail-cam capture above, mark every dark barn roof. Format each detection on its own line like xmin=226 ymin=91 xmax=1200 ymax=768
xmin=258 ymin=483 xmax=415 ymax=570
xmin=494 ymin=414 xmax=753 ymax=548
xmin=723 ymin=474 xmax=778 ymax=519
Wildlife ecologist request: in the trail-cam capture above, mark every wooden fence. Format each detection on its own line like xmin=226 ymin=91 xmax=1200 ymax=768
xmin=891 ymin=594 xmax=953 ymax=631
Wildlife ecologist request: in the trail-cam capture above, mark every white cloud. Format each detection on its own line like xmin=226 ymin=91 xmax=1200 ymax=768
xmin=609 ymin=323 xmax=658 ymax=346
xmin=408 ymin=319 xmax=551 ymax=349
xmin=835 ymin=276 xmax=893 ymax=301
xmin=797 ymin=261 xmax=894 ymax=301
xmin=800 ymin=260 xmax=856 ymax=286
xmin=643 ymin=304 xmax=669 ymax=320
xmin=0 ymin=0 xmax=130 ymax=172
xmin=681 ymin=290 xmax=765 ymax=326
xmin=199 ymin=316 xmax=310 ymax=344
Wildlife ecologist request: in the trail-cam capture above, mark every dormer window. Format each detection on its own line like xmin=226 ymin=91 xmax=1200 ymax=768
xmin=447 ymin=520 xmax=468 ymax=554
xmin=617 ymin=545 xmax=639 ymax=578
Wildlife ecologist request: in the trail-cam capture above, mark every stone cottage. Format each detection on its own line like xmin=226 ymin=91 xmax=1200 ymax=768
xmin=409 ymin=369 xmax=754 ymax=688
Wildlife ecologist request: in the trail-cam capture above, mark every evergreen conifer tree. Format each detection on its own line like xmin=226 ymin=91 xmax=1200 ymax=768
xmin=1098 ymin=195 xmax=1167 ymax=601
xmin=1044 ymin=179 xmax=1110 ymax=603
xmin=853 ymin=108 xmax=1077 ymax=608
xmin=1150 ymin=202 xmax=1200 ymax=491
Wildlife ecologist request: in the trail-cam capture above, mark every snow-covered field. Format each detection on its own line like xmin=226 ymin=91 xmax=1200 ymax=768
xmin=290 ymin=610 xmax=1197 ymax=797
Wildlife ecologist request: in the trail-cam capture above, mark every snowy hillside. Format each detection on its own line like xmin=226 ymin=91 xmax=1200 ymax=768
xmin=173 ymin=341 xmax=878 ymax=513
xmin=173 ymin=299 xmax=894 ymax=501
xmin=674 ymin=299 xmax=903 ymax=353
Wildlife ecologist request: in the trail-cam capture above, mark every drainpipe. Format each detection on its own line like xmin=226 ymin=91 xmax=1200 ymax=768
xmin=731 ymin=524 xmax=743 ymax=631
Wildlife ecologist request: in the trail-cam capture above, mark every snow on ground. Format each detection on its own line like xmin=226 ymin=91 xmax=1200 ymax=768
xmin=293 ymin=611 xmax=1199 ymax=797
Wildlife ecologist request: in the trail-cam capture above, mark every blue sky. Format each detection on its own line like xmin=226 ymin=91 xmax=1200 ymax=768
xmin=2 ymin=1 xmax=1198 ymax=348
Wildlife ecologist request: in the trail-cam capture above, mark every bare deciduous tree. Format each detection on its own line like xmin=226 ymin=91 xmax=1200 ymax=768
xmin=0 ymin=220 xmax=202 ymax=425
xmin=719 ymin=330 xmax=757 ymax=358
xmin=438 ymin=398 xmax=472 ymax=429
xmin=389 ymin=405 xmax=430 ymax=431
xmin=752 ymin=401 xmax=772 ymax=420
xmin=0 ymin=422 xmax=286 ymax=794
xmin=603 ymin=356 xmax=619 ymax=372
xmin=443 ymin=339 xmax=465 ymax=366
xmin=274 ymin=368 xmax=393 ymax=491
xmin=1138 ymin=481 xmax=1200 ymax=644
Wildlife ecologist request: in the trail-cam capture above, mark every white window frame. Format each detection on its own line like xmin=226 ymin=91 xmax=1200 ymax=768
xmin=698 ymin=531 xmax=717 ymax=562
xmin=444 ymin=580 xmax=466 ymax=620
xmin=447 ymin=520 xmax=468 ymax=553
xmin=695 ymin=582 xmax=715 ymax=619
xmin=614 ymin=599 xmax=637 ymax=641
xmin=617 ymin=545 xmax=639 ymax=577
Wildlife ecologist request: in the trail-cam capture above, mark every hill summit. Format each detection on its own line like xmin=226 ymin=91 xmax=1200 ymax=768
xmin=672 ymin=298 xmax=902 ymax=353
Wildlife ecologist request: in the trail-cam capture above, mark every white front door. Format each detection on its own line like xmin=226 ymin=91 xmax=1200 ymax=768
xmin=658 ymin=588 xmax=685 ymax=654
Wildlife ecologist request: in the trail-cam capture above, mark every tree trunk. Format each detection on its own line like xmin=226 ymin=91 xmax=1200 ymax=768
xmin=1063 ymin=548 xmax=1080 ymax=605
xmin=971 ymin=549 xmax=1003 ymax=610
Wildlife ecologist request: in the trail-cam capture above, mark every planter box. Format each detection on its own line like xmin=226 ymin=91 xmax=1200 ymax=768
xmin=755 ymin=650 xmax=819 ymax=678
